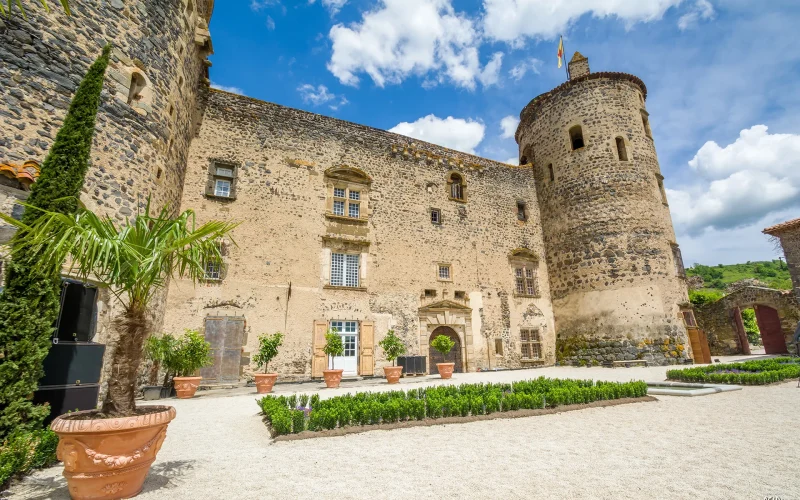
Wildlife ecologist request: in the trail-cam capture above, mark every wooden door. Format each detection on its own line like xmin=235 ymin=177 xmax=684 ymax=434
xmin=360 ymin=321 xmax=374 ymax=376
xmin=312 ymin=320 xmax=327 ymax=378
xmin=200 ymin=316 xmax=246 ymax=384
xmin=754 ymin=305 xmax=789 ymax=354
xmin=428 ymin=327 xmax=462 ymax=374
xmin=731 ymin=307 xmax=751 ymax=355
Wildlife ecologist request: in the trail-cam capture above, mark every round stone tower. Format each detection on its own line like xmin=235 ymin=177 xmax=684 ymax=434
xmin=516 ymin=52 xmax=690 ymax=365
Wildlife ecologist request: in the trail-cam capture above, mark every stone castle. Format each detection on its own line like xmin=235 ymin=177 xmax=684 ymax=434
xmin=0 ymin=1 xmax=692 ymax=382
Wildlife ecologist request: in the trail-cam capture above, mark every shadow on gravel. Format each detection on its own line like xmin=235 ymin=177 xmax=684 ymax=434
xmin=2 ymin=460 xmax=196 ymax=500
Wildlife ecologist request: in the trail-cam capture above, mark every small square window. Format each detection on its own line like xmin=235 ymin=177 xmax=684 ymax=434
xmin=204 ymin=260 xmax=221 ymax=280
xmin=334 ymin=188 xmax=346 ymax=198
xmin=348 ymin=202 xmax=360 ymax=218
xmin=454 ymin=291 xmax=465 ymax=300
xmin=517 ymin=201 xmax=528 ymax=221
xmin=349 ymin=190 xmax=360 ymax=200
xmin=215 ymin=179 xmax=231 ymax=198
xmin=495 ymin=338 xmax=503 ymax=355
xmin=431 ymin=209 xmax=441 ymax=225
xmin=333 ymin=200 xmax=345 ymax=216
xmin=424 ymin=289 xmax=437 ymax=298
xmin=438 ymin=265 xmax=451 ymax=281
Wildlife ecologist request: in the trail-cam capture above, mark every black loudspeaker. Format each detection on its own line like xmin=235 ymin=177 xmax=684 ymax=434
xmin=38 ymin=342 xmax=106 ymax=386
xmin=32 ymin=384 xmax=100 ymax=426
xmin=56 ymin=281 xmax=98 ymax=342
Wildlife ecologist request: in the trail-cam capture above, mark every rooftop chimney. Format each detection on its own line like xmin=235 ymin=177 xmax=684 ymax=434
xmin=568 ymin=52 xmax=590 ymax=80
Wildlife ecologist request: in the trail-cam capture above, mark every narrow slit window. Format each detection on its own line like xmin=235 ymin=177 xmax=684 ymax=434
xmin=642 ymin=115 xmax=652 ymax=138
xmin=127 ymin=73 xmax=146 ymax=105
xmin=548 ymin=164 xmax=555 ymax=182
xmin=495 ymin=338 xmax=503 ymax=355
xmin=615 ymin=137 xmax=628 ymax=161
xmin=431 ymin=208 xmax=441 ymax=225
xmin=569 ymin=125 xmax=585 ymax=150
xmin=516 ymin=201 xmax=528 ymax=221
xmin=657 ymin=175 xmax=668 ymax=205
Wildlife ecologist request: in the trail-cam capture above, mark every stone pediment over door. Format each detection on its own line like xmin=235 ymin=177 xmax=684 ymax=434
xmin=419 ymin=300 xmax=472 ymax=313
xmin=419 ymin=300 xmax=472 ymax=328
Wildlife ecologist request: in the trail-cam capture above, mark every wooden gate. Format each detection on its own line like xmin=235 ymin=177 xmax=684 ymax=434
xmin=428 ymin=326 xmax=462 ymax=375
xmin=200 ymin=316 xmax=246 ymax=384
xmin=754 ymin=305 xmax=789 ymax=354
xmin=683 ymin=310 xmax=710 ymax=364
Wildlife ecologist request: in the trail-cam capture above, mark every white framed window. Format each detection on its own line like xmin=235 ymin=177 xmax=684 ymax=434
xmin=331 ymin=252 xmax=360 ymax=287
xmin=514 ymin=265 xmax=538 ymax=296
xmin=438 ymin=264 xmax=451 ymax=281
xmin=333 ymin=200 xmax=345 ymax=216
xmin=330 ymin=321 xmax=358 ymax=357
xmin=330 ymin=186 xmax=363 ymax=219
xmin=520 ymin=329 xmax=541 ymax=359
xmin=215 ymin=166 xmax=234 ymax=178
xmin=431 ymin=208 xmax=441 ymax=224
xmin=204 ymin=260 xmax=221 ymax=280
xmin=215 ymin=179 xmax=231 ymax=198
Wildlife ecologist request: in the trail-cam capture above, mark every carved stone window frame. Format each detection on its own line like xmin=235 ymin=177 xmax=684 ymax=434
xmin=324 ymin=166 xmax=371 ymax=224
xmin=322 ymin=236 xmax=370 ymax=291
xmin=509 ymin=248 xmax=541 ymax=298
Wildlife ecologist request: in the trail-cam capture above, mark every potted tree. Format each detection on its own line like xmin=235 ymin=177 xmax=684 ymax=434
xmin=253 ymin=332 xmax=284 ymax=394
xmin=378 ymin=329 xmax=406 ymax=384
xmin=169 ymin=329 xmax=213 ymax=399
xmin=322 ymin=330 xmax=345 ymax=389
xmin=143 ymin=333 xmax=178 ymax=400
xmin=2 ymin=201 xmax=237 ymax=499
xmin=430 ymin=334 xmax=457 ymax=379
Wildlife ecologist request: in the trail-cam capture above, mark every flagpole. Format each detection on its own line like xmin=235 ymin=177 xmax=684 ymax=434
xmin=562 ymin=35 xmax=570 ymax=80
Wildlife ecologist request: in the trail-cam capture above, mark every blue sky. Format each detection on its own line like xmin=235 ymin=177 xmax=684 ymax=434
xmin=208 ymin=0 xmax=800 ymax=267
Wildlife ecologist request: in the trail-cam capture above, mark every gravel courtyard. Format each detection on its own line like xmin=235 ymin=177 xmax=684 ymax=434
xmin=5 ymin=358 xmax=799 ymax=500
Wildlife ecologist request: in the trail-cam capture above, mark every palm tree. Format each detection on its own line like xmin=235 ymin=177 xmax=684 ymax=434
xmin=0 ymin=0 xmax=70 ymax=18
xmin=1 ymin=201 xmax=238 ymax=417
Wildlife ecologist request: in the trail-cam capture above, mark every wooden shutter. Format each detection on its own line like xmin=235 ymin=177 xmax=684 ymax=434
xmin=360 ymin=321 xmax=374 ymax=376
xmin=312 ymin=320 xmax=328 ymax=378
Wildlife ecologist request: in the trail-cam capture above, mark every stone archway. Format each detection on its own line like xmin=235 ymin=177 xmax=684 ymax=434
xmin=429 ymin=326 xmax=463 ymax=375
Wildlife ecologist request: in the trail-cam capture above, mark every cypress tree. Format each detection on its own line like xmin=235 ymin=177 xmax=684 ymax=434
xmin=0 ymin=45 xmax=111 ymax=437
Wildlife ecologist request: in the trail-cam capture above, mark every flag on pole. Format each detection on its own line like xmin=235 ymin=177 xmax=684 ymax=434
xmin=557 ymin=36 xmax=564 ymax=68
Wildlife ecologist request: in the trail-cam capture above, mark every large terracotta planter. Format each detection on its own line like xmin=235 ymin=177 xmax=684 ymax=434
xmin=384 ymin=366 xmax=403 ymax=384
xmin=437 ymin=362 xmax=455 ymax=379
xmin=255 ymin=373 xmax=278 ymax=394
xmin=51 ymin=406 xmax=176 ymax=500
xmin=173 ymin=376 xmax=202 ymax=399
xmin=322 ymin=369 xmax=344 ymax=388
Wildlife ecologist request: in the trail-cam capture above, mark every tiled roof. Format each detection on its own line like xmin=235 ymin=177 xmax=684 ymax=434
xmin=0 ymin=160 xmax=40 ymax=189
xmin=763 ymin=217 xmax=800 ymax=235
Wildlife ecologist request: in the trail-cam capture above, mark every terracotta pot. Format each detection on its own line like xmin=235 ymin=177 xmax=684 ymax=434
xmin=172 ymin=376 xmax=202 ymax=399
xmin=255 ymin=373 xmax=278 ymax=394
xmin=51 ymin=406 xmax=176 ymax=500
xmin=384 ymin=366 xmax=403 ymax=384
xmin=322 ymin=369 xmax=344 ymax=388
xmin=437 ymin=362 xmax=455 ymax=379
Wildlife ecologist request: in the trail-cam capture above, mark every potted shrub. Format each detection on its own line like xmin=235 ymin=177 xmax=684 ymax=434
xmin=252 ymin=332 xmax=284 ymax=394
xmin=431 ymin=334 xmax=457 ymax=379
xmin=322 ymin=330 xmax=345 ymax=389
xmin=143 ymin=334 xmax=178 ymax=400
xmin=2 ymin=200 xmax=236 ymax=499
xmin=168 ymin=329 xmax=213 ymax=399
xmin=378 ymin=329 xmax=406 ymax=384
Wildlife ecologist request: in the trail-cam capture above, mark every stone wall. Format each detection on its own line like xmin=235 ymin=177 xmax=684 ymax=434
xmin=776 ymin=226 xmax=800 ymax=298
xmin=556 ymin=335 xmax=687 ymax=367
xmin=162 ymin=89 xmax=555 ymax=379
xmin=515 ymin=57 xmax=690 ymax=364
xmin=694 ymin=286 xmax=799 ymax=355
xmin=0 ymin=0 xmax=214 ymax=390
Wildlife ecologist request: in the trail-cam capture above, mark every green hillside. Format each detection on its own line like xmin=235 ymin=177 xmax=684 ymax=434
xmin=686 ymin=260 xmax=792 ymax=292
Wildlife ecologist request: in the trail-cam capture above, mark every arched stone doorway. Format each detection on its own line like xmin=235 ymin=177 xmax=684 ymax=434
xmin=429 ymin=326 xmax=463 ymax=375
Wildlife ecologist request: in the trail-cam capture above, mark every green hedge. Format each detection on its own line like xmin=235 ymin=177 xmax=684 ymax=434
xmin=0 ymin=429 xmax=58 ymax=488
xmin=666 ymin=357 xmax=800 ymax=385
xmin=258 ymin=377 xmax=648 ymax=436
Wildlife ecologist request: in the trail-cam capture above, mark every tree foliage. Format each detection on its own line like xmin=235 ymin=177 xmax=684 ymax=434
xmin=686 ymin=260 xmax=791 ymax=292
xmin=253 ymin=332 xmax=284 ymax=373
xmin=0 ymin=0 xmax=70 ymax=18
xmin=430 ymin=334 xmax=456 ymax=358
xmin=377 ymin=329 xmax=406 ymax=366
xmin=323 ymin=331 xmax=344 ymax=370
xmin=0 ymin=46 xmax=109 ymax=438
xmin=688 ymin=289 xmax=723 ymax=307
xmin=1 ymin=202 xmax=238 ymax=416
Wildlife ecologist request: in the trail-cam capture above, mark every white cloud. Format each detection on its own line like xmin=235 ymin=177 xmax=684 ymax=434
xmin=499 ymin=115 xmax=519 ymax=139
xmin=389 ymin=114 xmax=486 ymax=154
xmin=483 ymin=0 xmax=686 ymax=43
xmin=297 ymin=84 xmax=338 ymax=106
xmin=668 ymin=125 xmax=800 ymax=236
xmin=266 ymin=15 xmax=276 ymax=30
xmin=328 ymin=0 xmax=496 ymax=90
xmin=329 ymin=96 xmax=349 ymax=111
xmin=678 ymin=0 xmax=715 ymax=30
xmin=509 ymin=58 xmax=542 ymax=80
xmin=478 ymin=52 xmax=504 ymax=87
xmin=309 ymin=0 xmax=348 ymax=14
xmin=250 ymin=0 xmax=280 ymax=12
xmin=505 ymin=157 xmax=519 ymax=165
xmin=210 ymin=82 xmax=244 ymax=95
